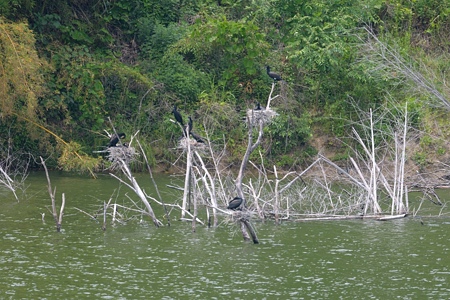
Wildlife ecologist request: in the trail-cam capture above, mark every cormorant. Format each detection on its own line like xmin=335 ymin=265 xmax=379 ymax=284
xmin=185 ymin=116 xmax=205 ymax=143
xmin=266 ymin=66 xmax=282 ymax=82
xmin=255 ymin=102 xmax=262 ymax=110
xmin=187 ymin=116 xmax=193 ymax=134
xmin=190 ymin=131 xmax=205 ymax=143
xmin=108 ymin=132 xmax=126 ymax=147
xmin=227 ymin=197 xmax=243 ymax=210
xmin=172 ymin=105 xmax=184 ymax=126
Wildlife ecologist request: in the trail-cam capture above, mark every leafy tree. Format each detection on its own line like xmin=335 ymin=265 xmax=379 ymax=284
xmin=172 ymin=15 xmax=269 ymax=98
xmin=0 ymin=18 xmax=47 ymax=127
xmin=0 ymin=0 xmax=35 ymax=20
xmin=1 ymin=0 xmax=449 ymax=172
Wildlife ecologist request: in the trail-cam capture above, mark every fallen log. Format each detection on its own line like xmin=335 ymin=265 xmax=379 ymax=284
xmin=295 ymin=215 xmax=364 ymax=222
xmin=376 ymin=214 xmax=407 ymax=221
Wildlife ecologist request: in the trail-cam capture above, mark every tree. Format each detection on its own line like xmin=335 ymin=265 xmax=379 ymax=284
xmin=172 ymin=15 xmax=269 ymax=95
xmin=0 ymin=19 xmax=47 ymax=121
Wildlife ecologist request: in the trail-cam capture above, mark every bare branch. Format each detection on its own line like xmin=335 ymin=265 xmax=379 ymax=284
xmin=361 ymin=28 xmax=450 ymax=110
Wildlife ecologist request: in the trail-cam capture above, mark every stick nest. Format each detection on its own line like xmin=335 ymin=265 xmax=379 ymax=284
xmin=106 ymin=145 xmax=139 ymax=170
xmin=177 ymin=137 xmax=207 ymax=152
xmin=246 ymin=108 xmax=278 ymax=126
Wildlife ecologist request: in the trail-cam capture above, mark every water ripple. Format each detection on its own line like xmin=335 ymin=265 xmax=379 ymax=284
xmin=1 ymin=175 xmax=449 ymax=299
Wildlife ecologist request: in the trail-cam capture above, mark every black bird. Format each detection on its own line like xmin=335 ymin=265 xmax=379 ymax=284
xmin=266 ymin=66 xmax=282 ymax=82
xmin=108 ymin=132 xmax=126 ymax=147
xmin=187 ymin=116 xmax=193 ymax=134
xmin=190 ymin=131 xmax=205 ymax=143
xmin=227 ymin=197 xmax=243 ymax=210
xmin=172 ymin=105 xmax=184 ymax=126
xmin=186 ymin=116 xmax=205 ymax=143
xmin=255 ymin=102 xmax=262 ymax=110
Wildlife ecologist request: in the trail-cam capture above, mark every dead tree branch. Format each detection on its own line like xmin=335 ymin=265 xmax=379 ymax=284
xmin=0 ymin=166 xmax=18 ymax=200
xmin=362 ymin=27 xmax=450 ymax=110
xmin=40 ymin=156 xmax=65 ymax=232
xmin=112 ymin=159 xmax=162 ymax=227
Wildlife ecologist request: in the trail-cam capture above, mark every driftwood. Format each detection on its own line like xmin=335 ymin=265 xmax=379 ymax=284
xmin=0 ymin=146 xmax=32 ymax=201
xmin=233 ymin=83 xmax=281 ymax=243
xmin=170 ymin=113 xmax=224 ymax=229
xmin=137 ymin=139 xmax=171 ymax=226
xmin=294 ymin=214 xmax=407 ymax=222
xmin=193 ymin=151 xmax=219 ymax=226
xmin=40 ymin=156 xmax=65 ymax=232
xmin=110 ymin=158 xmax=162 ymax=227
xmin=181 ymin=133 xmax=193 ymax=219
xmin=229 ymin=211 xmax=259 ymax=244
xmin=314 ymin=103 xmax=411 ymax=216
xmin=377 ymin=214 xmax=407 ymax=221
xmin=146 ymin=189 xmax=205 ymax=225
xmin=295 ymin=215 xmax=364 ymax=221
xmin=0 ymin=166 xmax=18 ymax=200
xmin=73 ymin=207 xmax=98 ymax=222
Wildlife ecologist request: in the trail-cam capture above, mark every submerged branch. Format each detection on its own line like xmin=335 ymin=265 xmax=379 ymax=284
xmin=40 ymin=156 xmax=65 ymax=232
xmin=0 ymin=166 xmax=18 ymax=200
xmin=112 ymin=159 xmax=162 ymax=227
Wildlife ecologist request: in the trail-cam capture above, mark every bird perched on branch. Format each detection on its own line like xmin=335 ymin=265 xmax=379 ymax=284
xmin=107 ymin=132 xmax=126 ymax=147
xmin=187 ymin=116 xmax=193 ymax=135
xmin=172 ymin=105 xmax=184 ymax=126
xmin=227 ymin=197 xmax=243 ymax=210
xmin=173 ymin=105 xmax=189 ymax=138
xmin=190 ymin=131 xmax=205 ymax=143
xmin=266 ymin=66 xmax=282 ymax=82
xmin=187 ymin=116 xmax=205 ymax=143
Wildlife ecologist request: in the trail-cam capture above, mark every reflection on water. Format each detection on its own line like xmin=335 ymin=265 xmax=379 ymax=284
xmin=0 ymin=172 xmax=449 ymax=299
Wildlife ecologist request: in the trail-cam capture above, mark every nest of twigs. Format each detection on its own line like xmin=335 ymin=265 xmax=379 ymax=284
xmin=106 ymin=145 xmax=139 ymax=170
xmin=246 ymin=108 xmax=278 ymax=126
xmin=177 ymin=137 xmax=207 ymax=152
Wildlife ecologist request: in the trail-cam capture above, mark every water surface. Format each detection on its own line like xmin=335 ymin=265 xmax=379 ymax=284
xmin=1 ymin=172 xmax=449 ymax=299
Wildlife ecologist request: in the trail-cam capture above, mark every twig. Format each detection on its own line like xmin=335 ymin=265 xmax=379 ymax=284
xmin=73 ymin=207 xmax=99 ymax=222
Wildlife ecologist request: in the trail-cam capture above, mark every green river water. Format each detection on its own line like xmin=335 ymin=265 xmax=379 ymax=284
xmin=1 ymin=171 xmax=449 ymax=299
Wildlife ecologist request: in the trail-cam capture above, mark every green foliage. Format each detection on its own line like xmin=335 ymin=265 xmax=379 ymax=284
xmin=412 ymin=151 xmax=428 ymax=167
xmin=286 ymin=1 xmax=356 ymax=72
xmin=282 ymin=1 xmax=381 ymax=66
xmin=379 ymin=0 xmax=450 ymax=50
xmin=265 ymin=113 xmax=312 ymax=157
xmin=140 ymin=22 xmax=188 ymax=60
xmin=381 ymin=0 xmax=450 ymax=31
xmin=0 ymin=0 xmax=35 ymax=20
xmin=44 ymin=44 xmax=155 ymax=133
xmin=106 ymin=0 xmax=201 ymax=43
xmin=0 ymin=117 xmax=41 ymax=162
xmin=196 ymin=85 xmax=245 ymax=152
xmin=154 ymin=53 xmax=209 ymax=102
xmin=197 ymin=82 xmax=237 ymax=114
xmin=129 ymin=138 xmax=156 ymax=172
xmin=270 ymin=0 xmax=387 ymax=120
xmin=173 ymin=15 xmax=269 ymax=89
xmin=46 ymin=45 xmax=106 ymax=131
xmin=57 ymin=141 xmax=102 ymax=173
xmin=0 ymin=19 xmax=47 ymax=120
xmin=100 ymin=61 xmax=155 ymax=130
xmin=1 ymin=0 xmax=450 ymax=173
